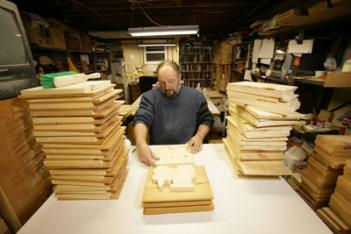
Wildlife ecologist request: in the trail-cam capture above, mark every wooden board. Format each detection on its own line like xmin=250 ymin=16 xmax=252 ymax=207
xmin=20 ymin=81 xmax=113 ymax=98
xmin=33 ymin=115 xmax=122 ymax=132
xmin=234 ymin=105 xmax=299 ymax=127
xmin=226 ymin=81 xmax=297 ymax=100
xmin=27 ymin=88 xmax=122 ymax=104
xmin=227 ymin=116 xmax=292 ymax=139
xmin=227 ymin=130 xmax=287 ymax=151
xmin=32 ymin=106 xmax=121 ymax=125
xmin=42 ymin=126 xmax=125 ymax=150
xmin=315 ymin=148 xmax=349 ymax=169
xmin=329 ymin=191 xmax=351 ymax=226
xmin=336 ymin=176 xmax=351 ymax=199
xmin=227 ymin=93 xmax=300 ymax=115
xmin=243 ymin=105 xmax=303 ymax=120
xmin=44 ymin=144 xmax=127 ymax=171
xmin=315 ymin=135 xmax=351 ymax=154
xmin=238 ymin=160 xmax=290 ymax=176
xmin=324 ymin=72 xmax=351 ymax=88
xmin=30 ymin=101 xmax=120 ymax=118
xmin=50 ymin=159 xmax=127 ymax=183
xmin=143 ymin=201 xmax=214 ymax=215
xmin=36 ymin=122 xmax=122 ymax=144
xmin=142 ymin=166 xmax=213 ymax=203
xmin=143 ymin=200 xmax=211 ymax=208
xmin=317 ymin=207 xmax=351 ymax=233
xmin=225 ymin=134 xmax=284 ymax=161
xmin=45 ymin=138 xmax=125 ymax=161
xmin=55 ymin=169 xmax=128 ymax=200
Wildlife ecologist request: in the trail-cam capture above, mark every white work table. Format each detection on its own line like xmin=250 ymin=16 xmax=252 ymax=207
xmin=18 ymin=144 xmax=331 ymax=234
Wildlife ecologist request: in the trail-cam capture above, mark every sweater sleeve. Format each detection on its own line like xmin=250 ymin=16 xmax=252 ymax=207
xmin=133 ymin=93 xmax=154 ymax=129
xmin=197 ymin=93 xmax=214 ymax=128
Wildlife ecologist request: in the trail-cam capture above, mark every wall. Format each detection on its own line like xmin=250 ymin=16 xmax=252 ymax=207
xmin=122 ymin=44 xmax=179 ymax=81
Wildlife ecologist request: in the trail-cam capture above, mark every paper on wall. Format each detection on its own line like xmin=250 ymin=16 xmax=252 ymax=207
xmin=244 ymin=70 xmax=253 ymax=81
xmin=252 ymin=39 xmax=262 ymax=63
xmin=260 ymin=58 xmax=271 ymax=65
xmin=257 ymin=39 xmax=275 ymax=59
xmin=287 ymin=39 xmax=314 ymax=54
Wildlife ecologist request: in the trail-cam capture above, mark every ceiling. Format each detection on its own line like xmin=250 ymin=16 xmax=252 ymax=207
xmin=13 ymin=0 xmax=322 ymax=39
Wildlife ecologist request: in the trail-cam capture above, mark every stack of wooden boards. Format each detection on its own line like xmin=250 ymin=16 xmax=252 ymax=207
xmin=142 ymin=146 xmax=214 ymax=215
xmin=0 ymin=98 xmax=51 ymax=228
xmin=317 ymin=163 xmax=351 ymax=234
xmin=298 ymin=135 xmax=351 ymax=211
xmin=20 ymin=81 xmax=129 ymax=200
xmin=224 ymin=81 xmax=303 ymax=176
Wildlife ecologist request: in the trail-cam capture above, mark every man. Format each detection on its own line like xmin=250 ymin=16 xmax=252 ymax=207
xmin=134 ymin=60 xmax=213 ymax=166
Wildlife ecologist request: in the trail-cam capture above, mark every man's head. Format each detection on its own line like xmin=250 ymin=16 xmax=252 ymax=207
xmin=156 ymin=60 xmax=181 ymax=98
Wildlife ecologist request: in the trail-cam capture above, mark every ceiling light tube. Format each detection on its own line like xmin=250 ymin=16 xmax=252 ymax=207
xmin=138 ymin=43 xmax=176 ymax=47
xmin=128 ymin=25 xmax=199 ymax=37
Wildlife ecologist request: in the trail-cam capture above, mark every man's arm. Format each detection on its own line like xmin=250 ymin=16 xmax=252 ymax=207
xmin=133 ymin=94 xmax=159 ymax=166
xmin=186 ymin=124 xmax=210 ymax=153
xmin=186 ymin=93 xmax=213 ymax=153
xmin=134 ymin=123 xmax=159 ymax=166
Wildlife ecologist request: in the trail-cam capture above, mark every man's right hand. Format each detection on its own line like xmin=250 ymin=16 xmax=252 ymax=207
xmin=136 ymin=143 xmax=159 ymax=166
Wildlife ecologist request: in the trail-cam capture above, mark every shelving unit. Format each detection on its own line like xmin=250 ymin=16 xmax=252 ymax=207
xmin=179 ymin=44 xmax=213 ymax=88
xmin=30 ymin=45 xmax=111 ymax=77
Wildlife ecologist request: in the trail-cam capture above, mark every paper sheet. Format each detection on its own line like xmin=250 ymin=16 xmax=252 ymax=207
xmin=287 ymin=39 xmax=314 ymax=54
xmin=257 ymin=39 xmax=275 ymax=59
xmin=244 ymin=70 xmax=252 ymax=81
xmin=260 ymin=58 xmax=271 ymax=65
xmin=252 ymin=39 xmax=262 ymax=63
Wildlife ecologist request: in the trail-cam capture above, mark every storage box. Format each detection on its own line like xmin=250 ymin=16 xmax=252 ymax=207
xmin=47 ymin=19 xmax=66 ymax=49
xmin=64 ymin=31 xmax=82 ymax=50
xmin=21 ymin=14 xmax=52 ymax=48
xmin=80 ymin=33 xmax=92 ymax=51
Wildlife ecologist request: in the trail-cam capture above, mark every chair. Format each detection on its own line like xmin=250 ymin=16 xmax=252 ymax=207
xmin=139 ymin=76 xmax=158 ymax=93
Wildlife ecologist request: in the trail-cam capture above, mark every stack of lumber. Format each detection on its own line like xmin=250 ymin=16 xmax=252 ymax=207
xmin=298 ymin=135 xmax=351 ymax=210
xmin=224 ymin=81 xmax=303 ymax=176
xmin=0 ymin=98 xmax=51 ymax=228
xmin=20 ymin=81 xmax=129 ymax=200
xmin=142 ymin=146 xmax=214 ymax=215
xmin=317 ymin=163 xmax=351 ymax=234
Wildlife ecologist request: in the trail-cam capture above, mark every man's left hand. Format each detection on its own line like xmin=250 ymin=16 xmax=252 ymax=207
xmin=186 ymin=135 xmax=203 ymax=154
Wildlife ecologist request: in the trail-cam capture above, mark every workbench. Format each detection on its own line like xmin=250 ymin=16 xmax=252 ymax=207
xmin=18 ymin=144 xmax=331 ymax=234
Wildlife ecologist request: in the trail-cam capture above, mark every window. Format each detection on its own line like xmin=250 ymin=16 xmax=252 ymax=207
xmin=143 ymin=46 xmax=166 ymax=64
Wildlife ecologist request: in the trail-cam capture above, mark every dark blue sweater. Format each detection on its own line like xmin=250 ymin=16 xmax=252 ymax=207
xmin=134 ymin=85 xmax=213 ymax=145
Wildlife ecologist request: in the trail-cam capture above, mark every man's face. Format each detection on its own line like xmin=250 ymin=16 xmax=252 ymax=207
xmin=157 ymin=65 xmax=181 ymax=98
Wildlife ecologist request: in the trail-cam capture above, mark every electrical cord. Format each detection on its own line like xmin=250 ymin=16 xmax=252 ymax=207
xmin=135 ymin=0 xmax=164 ymax=26
xmin=70 ymin=0 xmax=119 ymax=30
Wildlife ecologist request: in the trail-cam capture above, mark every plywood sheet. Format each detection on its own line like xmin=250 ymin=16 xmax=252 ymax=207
xmin=142 ymin=166 xmax=213 ymax=203
xmin=238 ymin=160 xmax=290 ymax=176
xmin=20 ymin=81 xmax=113 ymax=98
xmin=315 ymin=135 xmax=351 ymax=154
xmin=27 ymin=88 xmax=121 ymax=104
xmin=143 ymin=201 xmax=214 ymax=215
xmin=227 ymin=81 xmax=297 ymax=100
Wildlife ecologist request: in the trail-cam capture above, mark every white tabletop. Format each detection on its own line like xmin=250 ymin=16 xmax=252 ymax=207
xmin=18 ymin=144 xmax=331 ymax=234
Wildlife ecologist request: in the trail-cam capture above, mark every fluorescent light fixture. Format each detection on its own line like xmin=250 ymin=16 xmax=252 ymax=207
xmin=128 ymin=25 xmax=199 ymax=37
xmin=138 ymin=43 xmax=176 ymax=47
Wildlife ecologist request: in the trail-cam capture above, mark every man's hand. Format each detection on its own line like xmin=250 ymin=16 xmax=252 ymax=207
xmin=136 ymin=143 xmax=159 ymax=166
xmin=186 ymin=135 xmax=203 ymax=154
xmin=186 ymin=124 xmax=210 ymax=154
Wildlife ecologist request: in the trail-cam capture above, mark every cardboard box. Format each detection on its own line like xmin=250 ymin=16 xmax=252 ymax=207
xmin=80 ymin=33 xmax=92 ymax=51
xmin=47 ymin=19 xmax=66 ymax=49
xmin=64 ymin=30 xmax=82 ymax=50
xmin=21 ymin=14 xmax=52 ymax=48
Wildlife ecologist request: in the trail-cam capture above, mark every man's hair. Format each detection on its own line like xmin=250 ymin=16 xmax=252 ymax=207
xmin=156 ymin=60 xmax=180 ymax=76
